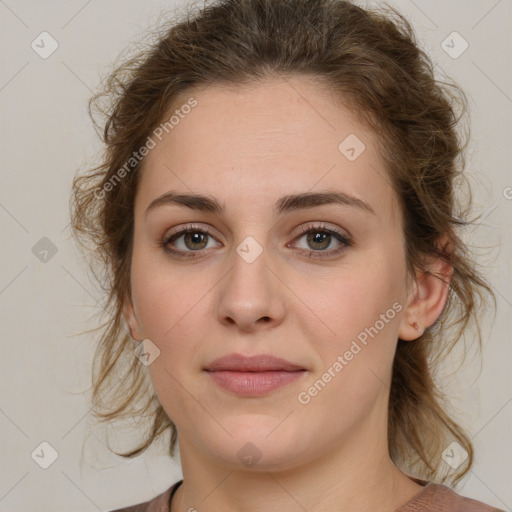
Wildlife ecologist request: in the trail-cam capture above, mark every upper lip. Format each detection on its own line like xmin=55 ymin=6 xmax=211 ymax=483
xmin=204 ymin=353 xmax=305 ymax=372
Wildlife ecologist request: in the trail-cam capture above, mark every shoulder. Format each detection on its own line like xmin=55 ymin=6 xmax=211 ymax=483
xmin=106 ymin=480 xmax=181 ymax=512
xmin=397 ymin=482 xmax=506 ymax=512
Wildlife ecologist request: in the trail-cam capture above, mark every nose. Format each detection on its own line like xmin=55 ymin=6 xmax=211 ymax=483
xmin=215 ymin=243 xmax=286 ymax=332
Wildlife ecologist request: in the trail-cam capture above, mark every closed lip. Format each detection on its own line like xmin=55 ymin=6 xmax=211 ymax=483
xmin=203 ymin=353 xmax=306 ymax=372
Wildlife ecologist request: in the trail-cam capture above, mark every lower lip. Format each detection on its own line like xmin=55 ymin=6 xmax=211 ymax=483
xmin=205 ymin=370 xmax=306 ymax=396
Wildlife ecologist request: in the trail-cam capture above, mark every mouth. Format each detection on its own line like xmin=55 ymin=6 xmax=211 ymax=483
xmin=204 ymin=352 xmax=306 ymax=372
xmin=203 ymin=353 xmax=307 ymax=396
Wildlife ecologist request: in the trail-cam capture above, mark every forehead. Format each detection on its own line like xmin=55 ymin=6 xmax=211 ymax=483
xmin=136 ymin=77 xmax=398 ymax=223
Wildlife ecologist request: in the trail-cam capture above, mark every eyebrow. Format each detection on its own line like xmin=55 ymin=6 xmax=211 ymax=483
xmin=145 ymin=190 xmax=376 ymax=217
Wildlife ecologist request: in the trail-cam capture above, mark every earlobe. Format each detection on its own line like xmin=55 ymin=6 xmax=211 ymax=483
xmin=123 ymin=295 xmax=143 ymax=341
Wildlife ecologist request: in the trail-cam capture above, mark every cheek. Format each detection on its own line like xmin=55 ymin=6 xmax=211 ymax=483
xmin=302 ymin=251 xmax=405 ymax=373
xmin=130 ymin=249 xmax=208 ymax=343
xmin=130 ymin=257 xmax=207 ymax=419
xmin=293 ymin=270 xmax=402 ymax=429
xmin=326 ymin=263 xmax=400 ymax=329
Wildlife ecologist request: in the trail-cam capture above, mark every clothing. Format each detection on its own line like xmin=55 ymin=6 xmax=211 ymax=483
xmin=107 ymin=478 xmax=505 ymax=512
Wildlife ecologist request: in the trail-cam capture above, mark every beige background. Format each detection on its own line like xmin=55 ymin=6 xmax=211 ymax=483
xmin=0 ymin=0 xmax=511 ymax=510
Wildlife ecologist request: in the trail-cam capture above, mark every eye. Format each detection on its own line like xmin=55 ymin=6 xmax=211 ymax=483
xmin=160 ymin=222 xmax=352 ymax=259
xmin=289 ymin=223 xmax=352 ymax=258
xmin=160 ymin=224 xmax=220 ymax=258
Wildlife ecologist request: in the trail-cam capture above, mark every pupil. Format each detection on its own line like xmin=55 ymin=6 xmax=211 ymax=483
xmin=308 ymin=232 xmax=329 ymax=250
xmin=187 ymin=232 xmax=206 ymax=249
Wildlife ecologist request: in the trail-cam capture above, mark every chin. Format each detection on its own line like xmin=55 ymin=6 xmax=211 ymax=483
xmin=201 ymin=416 xmax=308 ymax=471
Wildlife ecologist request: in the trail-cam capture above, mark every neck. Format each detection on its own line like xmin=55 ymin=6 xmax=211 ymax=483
xmin=171 ymin=410 xmax=424 ymax=512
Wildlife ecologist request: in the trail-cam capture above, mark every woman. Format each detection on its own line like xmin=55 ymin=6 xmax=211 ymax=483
xmin=70 ymin=0 xmax=504 ymax=510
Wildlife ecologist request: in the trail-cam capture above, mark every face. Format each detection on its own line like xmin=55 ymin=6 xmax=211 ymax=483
xmin=124 ymin=77 xmax=422 ymax=470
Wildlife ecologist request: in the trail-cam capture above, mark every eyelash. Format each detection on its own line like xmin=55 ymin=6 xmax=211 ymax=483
xmin=159 ymin=222 xmax=352 ymax=260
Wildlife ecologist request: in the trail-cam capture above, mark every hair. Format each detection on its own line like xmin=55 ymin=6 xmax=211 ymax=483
xmin=70 ymin=0 xmax=496 ymax=486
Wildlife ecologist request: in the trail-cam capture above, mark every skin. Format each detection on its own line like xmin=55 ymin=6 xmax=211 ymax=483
xmin=124 ymin=76 xmax=452 ymax=512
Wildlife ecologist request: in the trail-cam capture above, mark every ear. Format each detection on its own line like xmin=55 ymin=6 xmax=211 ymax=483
xmin=123 ymin=293 xmax=143 ymax=341
xmin=398 ymin=235 xmax=454 ymax=341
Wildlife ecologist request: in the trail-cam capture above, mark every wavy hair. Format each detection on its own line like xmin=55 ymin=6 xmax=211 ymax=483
xmin=70 ymin=0 xmax=495 ymax=485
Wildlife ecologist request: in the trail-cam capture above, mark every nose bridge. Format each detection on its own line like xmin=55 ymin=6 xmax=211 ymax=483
xmin=216 ymin=231 xmax=285 ymax=330
xmin=234 ymin=234 xmax=269 ymax=286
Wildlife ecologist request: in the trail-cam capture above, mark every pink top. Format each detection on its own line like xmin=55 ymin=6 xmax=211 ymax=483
xmin=108 ymin=479 xmax=506 ymax=512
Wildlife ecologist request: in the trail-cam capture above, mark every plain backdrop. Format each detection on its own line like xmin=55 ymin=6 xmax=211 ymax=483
xmin=0 ymin=0 xmax=511 ymax=511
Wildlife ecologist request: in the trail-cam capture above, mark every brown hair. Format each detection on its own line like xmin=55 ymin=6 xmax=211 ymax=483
xmin=70 ymin=0 xmax=495 ymax=485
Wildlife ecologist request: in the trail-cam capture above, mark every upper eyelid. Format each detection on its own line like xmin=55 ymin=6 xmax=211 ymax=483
xmin=165 ymin=223 xmax=218 ymax=240
xmin=165 ymin=221 xmax=347 ymax=238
